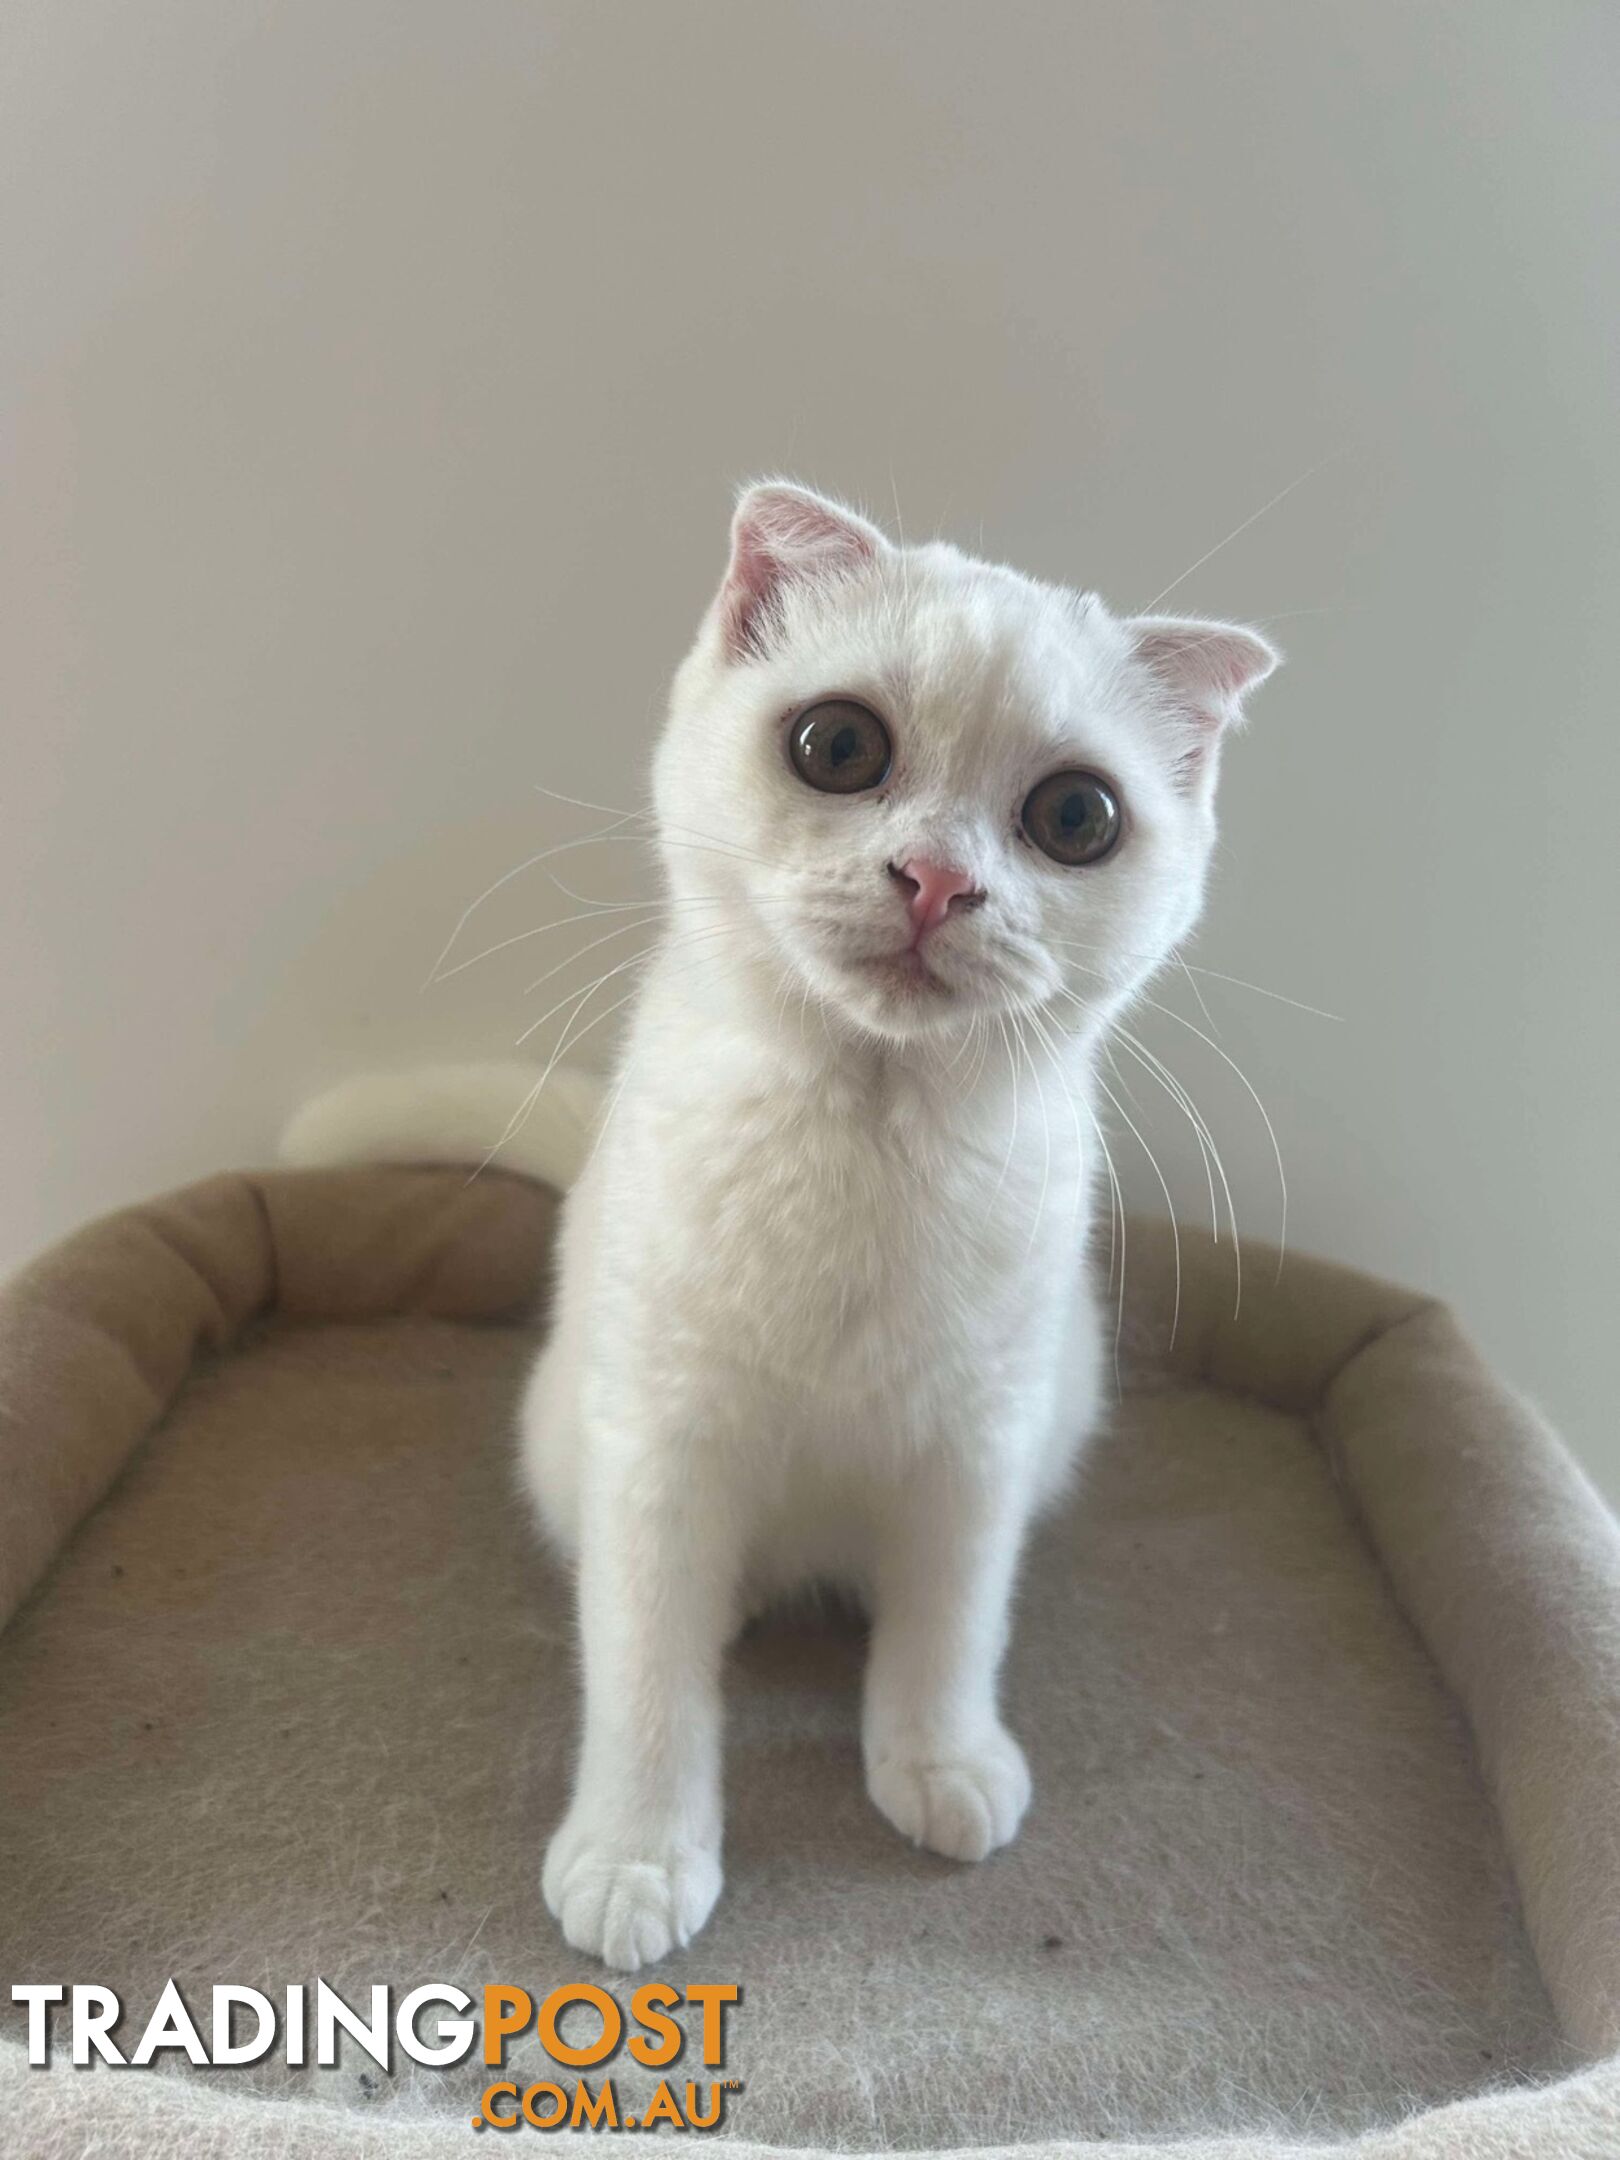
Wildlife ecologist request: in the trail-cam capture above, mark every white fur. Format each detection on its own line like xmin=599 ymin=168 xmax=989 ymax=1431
xmin=284 ymin=483 xmax=1275 ymax=1970
xmin=280 ymin=1061 xmax=599 ymax=1190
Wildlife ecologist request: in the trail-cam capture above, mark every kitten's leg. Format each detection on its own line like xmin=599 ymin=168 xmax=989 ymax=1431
xmin=542 ymin=1428 xmax=738 ymax=1970
xmin=862 ymin=1448 xmax=1034 ymax=1863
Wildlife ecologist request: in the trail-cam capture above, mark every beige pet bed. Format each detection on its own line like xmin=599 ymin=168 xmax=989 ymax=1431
xmin=1 ymin=1167 xmax=1617 ymax=2158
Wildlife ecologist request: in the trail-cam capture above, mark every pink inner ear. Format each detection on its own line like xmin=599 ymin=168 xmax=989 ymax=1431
xmin=1127 ymin=617 xmax=1279 ymax=784
xmin=720 ymin=487 xmax=879 ymax=659
xmin=1131 ymin=617 xmax=1278 ymax=708
xmin=1134 ymin=627 xmax=1275 ymax=705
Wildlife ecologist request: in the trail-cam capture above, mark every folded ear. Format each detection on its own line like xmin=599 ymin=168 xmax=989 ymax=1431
xmin=1127 ymin=616 xmax=1280 ymax=784
xmin=718 ymin=482 xmax=888 ymax=659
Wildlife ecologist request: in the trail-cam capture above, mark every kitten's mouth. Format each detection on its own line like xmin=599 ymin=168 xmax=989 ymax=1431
xmin=857 ymin=948 xmax=953 ymax=997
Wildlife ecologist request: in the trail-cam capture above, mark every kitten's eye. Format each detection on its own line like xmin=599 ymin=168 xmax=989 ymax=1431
xmin=788 ymin=698 xmax=892 ymax=794
xmin=1021 ymin=770 xmax=1122 ymax=865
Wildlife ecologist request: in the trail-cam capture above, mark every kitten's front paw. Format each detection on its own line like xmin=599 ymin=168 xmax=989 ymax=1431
xmin=542 ymin=1819 xmax=722 ymax=1972
xmin=867 ymin=1724 xmax=1031 ymax=1863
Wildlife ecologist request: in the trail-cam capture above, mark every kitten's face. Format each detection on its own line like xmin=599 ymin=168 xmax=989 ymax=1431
xmin=653 ymin=487 xmax=1275 ymax=1048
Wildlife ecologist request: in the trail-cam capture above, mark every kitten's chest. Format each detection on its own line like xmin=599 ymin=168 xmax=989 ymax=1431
xmin=632 ymin=1076 xmax=1077 ymax=1392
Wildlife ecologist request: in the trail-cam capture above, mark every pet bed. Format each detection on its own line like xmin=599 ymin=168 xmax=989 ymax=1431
xmin=0 ymin=1166 xmax=1616 ymax=2158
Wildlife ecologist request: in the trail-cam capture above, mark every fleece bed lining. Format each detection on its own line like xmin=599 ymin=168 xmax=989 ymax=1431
xmin=0 ymin=1168 xmax=1616 ymax=2158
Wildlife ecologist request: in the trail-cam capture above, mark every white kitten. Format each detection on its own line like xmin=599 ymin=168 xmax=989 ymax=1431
xmin=284 ymin=483 xmax=1276 ymax=1970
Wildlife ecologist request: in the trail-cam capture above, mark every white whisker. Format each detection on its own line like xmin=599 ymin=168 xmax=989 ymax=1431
xmin=437 ymin=902 xmax=661 ymax=985
xmin=1045 ymin=934 xmax=1342 ymax=1022
xmin=519 ymin=912 xmax=664 ymax=999
xmin=1023 ymin=1003 xmax=1088 ymax=1251
xmin=1138 ymin=451 xmax=1346 ymax=614
xmin=1079 ymin=1094 xmax=1127 ymax=1388
xmin=1095 ymin=1068 xmax=1181 ymax=1349
xmin=1114 ymin=1027 xmax=1220 ymax=1244
xmin=473 ymin=979 xmax=645 ymax=1182
xmin=1179 ymin=954 xmax=1220 ymax=1039
xmin=1115 ymin=1024 xmax=1244 ymax=1321
xmin=424 ymin=815 xmax=642 ymax=987
xmin=992 ymin=1015 xmax=1021 ymax=1200
xmin=1012 ymin=1015 xmax=1052 ymax=1258
xmin=513 ymin=947 xmax=654 ymax=1053
xmin=530 ymin=782 xmax=773 ymax=869
xmin=1140 ymin=994 xmax=1287 ymax=1279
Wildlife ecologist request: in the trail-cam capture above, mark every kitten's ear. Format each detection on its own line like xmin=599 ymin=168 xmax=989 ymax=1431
xmin=717 ymin=482 xmax=887 ymax=659
xmin=1126 ymin=616 xmax=1280 ymax=783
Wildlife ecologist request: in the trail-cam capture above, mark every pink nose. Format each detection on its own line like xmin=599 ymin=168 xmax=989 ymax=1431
xmin=888 ymin=857 xmax=982 ymax=939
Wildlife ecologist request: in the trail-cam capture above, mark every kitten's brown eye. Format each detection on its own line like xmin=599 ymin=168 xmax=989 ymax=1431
xmin=1021 ymin=770 xmax=1122 ymax=865
xmin=788 ymin=698 xmax=892 ymax=794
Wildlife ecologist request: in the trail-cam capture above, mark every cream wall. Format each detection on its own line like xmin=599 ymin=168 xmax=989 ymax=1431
xmin=5 ymin=3 xmax=1618 ymax=1495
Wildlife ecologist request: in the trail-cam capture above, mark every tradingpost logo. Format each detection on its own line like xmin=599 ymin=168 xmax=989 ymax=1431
xmin=13 ymin=1978 xmax=744 ymax=2133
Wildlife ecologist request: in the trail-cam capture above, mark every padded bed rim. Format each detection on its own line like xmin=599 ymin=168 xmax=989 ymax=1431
xmin=1 ymin=1166 xmax=1617 ymax=2158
